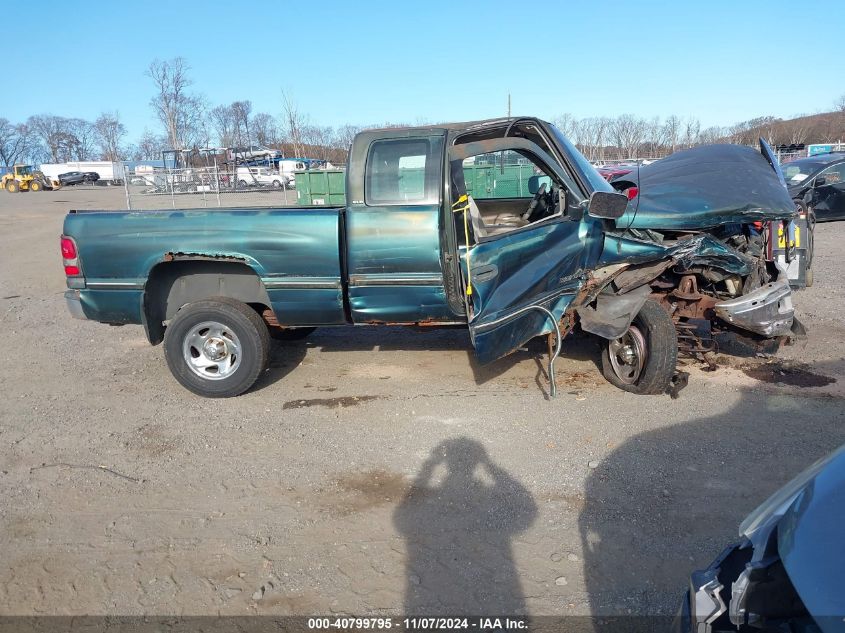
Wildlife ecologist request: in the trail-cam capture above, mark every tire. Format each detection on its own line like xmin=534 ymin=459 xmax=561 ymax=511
xmin=30 ymin=181 xmax=42 ymax=192
xmin=269 ymin=326 xmax=316 ymax=341
xmin=271 ymin=180 xmax=282 ymax=189
xmin=601 ymin=299 xmax=677 ymax=395
xmin=163 ymin=297 xmax=270 ymax=398
xmin=238 ymin=179 xmax=248 ymax=187
xmin=6 ymin=181 xmax=19 ymax=193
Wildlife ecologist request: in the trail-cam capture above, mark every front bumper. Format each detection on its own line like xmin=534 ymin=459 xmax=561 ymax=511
xmin=64 ymin=289 xmax=88 ymax=320
xmin=714 ymin=278 xmax=794 ymax=337
xmin=678 ymin=543 xmax=746 ymax=633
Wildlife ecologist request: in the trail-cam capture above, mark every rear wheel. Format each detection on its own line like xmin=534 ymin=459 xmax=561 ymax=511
xmin=6 ymin=181 xmax=19 ymax=193
xmin=601 ymin=299 xmax=677 ymax=395
xmin=272 ymin=179 xmax=282 ymax=189
xmin=163 ymin=297 xmax=270 ymax=398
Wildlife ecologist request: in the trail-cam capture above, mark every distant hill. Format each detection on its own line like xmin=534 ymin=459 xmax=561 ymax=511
xmin=723 ymin=110 xmax=845 ymax=147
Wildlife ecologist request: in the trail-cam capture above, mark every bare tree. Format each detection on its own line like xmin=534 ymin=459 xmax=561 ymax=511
xmin=611 ymin=114 xmax=648 ymax=158
xmin=70 ymin=118 xmax=97 ymax=160
xmin=251 ymin=112 xmax=281 ymax=147
xmin=128 ymin=129 xmax=168 ymax=161
xmin=281 ymin=91 xmax=306 ymax=158
xmin=209 ymin=104 xmax=236 ymax=147
xmin=93 ymin=112 xmax=126 ymax=161
xmin=698 ymin=126 xmax=723 ymax=145
xmin=552 ymin=113 xmax=578 ymax=141
xmin=835 ymin=93 xmax=845 ymax=113
xmin=230 ymin=100 xmax=252 ymax=148
xmin=147 ymin=57 xmax=205 ymax=149
xmin=663 ymin=115 xmax=682 ymax=153
xmin=0 ymin=119 xmax=32 ymax=167
xmin=682 ymin=117 xmax=701 ymax=148
xmin=333 ymin=124 xmax=362 ymax=157
xmin=27 ymin=115 xmax=87 ymax=163
xmin=574 ymin=117 xmax=610 ymax=162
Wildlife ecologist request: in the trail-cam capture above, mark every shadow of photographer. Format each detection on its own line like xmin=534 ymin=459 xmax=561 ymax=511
xmin=394 ymin=437 xmax=537 ymax=615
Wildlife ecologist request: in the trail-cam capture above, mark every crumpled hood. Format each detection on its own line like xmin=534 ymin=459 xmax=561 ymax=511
xmin=777 ymin=446 xmax=845 ymax=627
xmin=611 ymin=144 xmax=796 ymax=230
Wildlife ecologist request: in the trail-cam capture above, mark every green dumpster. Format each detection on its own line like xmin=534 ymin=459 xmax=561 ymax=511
xmin=294 ymin=162 xmax=539 ymax=206
xmin=295 ymin=170 xmax=346 ymax=206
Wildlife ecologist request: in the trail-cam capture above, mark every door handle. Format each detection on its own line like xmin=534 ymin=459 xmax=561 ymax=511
xmin=471 ymin=264 xmax=498 ymax=282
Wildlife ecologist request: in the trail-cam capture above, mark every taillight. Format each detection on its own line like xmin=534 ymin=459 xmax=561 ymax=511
xmin=626 ymin=187 xmax=639 ymax=200
xmin=61 ymin=238 xmax=76 ymax=259
xmin=60 ymin=235 xmax=82 ymax=277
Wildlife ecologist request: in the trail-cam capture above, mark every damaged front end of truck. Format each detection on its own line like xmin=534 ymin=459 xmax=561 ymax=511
xmin=585 ymin=140 xmax=803 ymax=364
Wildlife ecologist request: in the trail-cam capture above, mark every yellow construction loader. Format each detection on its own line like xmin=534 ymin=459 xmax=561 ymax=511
xmin=1 ymin=165 xmax=57 ymax=192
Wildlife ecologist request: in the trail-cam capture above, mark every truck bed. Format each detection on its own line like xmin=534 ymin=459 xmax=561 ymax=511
xmin=64 ymin=206 xmax=348 ymax=327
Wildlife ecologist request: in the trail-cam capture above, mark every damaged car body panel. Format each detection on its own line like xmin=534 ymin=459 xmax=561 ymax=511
xmin=596 ymin=141 xmax=802 ymax=344
xmin=679 ymin=444 xmax=845 ymax=633
xmin=610 ymin=143 xmax=796 ymax=230
xmin=447 ymin=131 xmax=606 ymax=364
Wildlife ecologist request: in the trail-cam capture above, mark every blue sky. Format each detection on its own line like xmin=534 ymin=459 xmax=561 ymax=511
xmin=4 ymin=0 xmax=843 ymax=143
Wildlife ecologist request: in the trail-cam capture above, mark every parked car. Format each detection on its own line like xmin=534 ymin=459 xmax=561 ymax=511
xmin=58 ymin=171 xmax=86 ymax=186
xmin=782 ymin=152 xmax=845 ymax=222
xmin=277 ymin=159 xmax=308 ymax=187
xmin=235 ymin=167 xmax=288 ymax=189
xmin=596 ymin=165 xmax=634 ymax=182
xmin=677 ymin=442 xmax=845 ymax=633
xmin=61 ymin=117 xmax=800 ymax=398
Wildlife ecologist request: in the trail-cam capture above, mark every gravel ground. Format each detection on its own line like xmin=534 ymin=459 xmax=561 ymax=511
xmin=1 ymin=187 xmax=843 ymax=617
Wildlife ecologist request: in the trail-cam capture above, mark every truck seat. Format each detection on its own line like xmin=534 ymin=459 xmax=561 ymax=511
xmin=467 ymin=196 xmax=526 ymax=240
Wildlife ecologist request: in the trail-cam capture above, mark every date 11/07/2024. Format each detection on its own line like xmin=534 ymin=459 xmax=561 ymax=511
xmin=307 ymin=617 xmax=528 ymax=630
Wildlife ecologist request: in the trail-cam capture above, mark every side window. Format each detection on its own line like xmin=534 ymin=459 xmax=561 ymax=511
xmin=818 ymin=163 xmax=845 ymax=186
xmin=463 ymin=150 xmax=551 ymax=199
xmin=365 ymin=138 xmax=442 ymax=205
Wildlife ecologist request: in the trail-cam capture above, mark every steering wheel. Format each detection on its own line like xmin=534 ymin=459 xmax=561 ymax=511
xmin=522 ymin=182 xmax=547 ymax=221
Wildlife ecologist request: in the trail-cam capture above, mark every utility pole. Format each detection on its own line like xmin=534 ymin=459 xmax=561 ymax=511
xmin=507 ymin=92 xmax=511 ymax=118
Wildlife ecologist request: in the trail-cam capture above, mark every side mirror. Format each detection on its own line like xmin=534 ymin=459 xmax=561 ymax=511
xmin=814 ymin=175 xmax=827 ymax=187
xmin=587 ymin=191 xmax=629 ymax=219
xmin=527 ymin=175 xmax=540 ymax=195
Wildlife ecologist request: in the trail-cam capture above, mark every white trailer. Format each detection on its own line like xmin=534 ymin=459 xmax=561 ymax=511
xmin=39 ymin=161 xmax=126 ymax=185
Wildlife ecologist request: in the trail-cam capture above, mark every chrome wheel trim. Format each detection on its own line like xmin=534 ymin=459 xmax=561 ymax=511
xmin=182 ymin=320 xmax=243 ymax=381
xmin=608 ymin=325 xmax=646 ymax=385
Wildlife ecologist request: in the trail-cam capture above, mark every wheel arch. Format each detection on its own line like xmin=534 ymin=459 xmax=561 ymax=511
xmin=143 ymin=257 xmax=273 ymax=345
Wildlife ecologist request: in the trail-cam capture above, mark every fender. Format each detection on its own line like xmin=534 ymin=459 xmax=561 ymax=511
xmin=576 ymin=285 xmax=651 ymax=340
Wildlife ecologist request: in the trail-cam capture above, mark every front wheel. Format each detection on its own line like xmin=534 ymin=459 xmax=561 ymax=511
xmin=601 ymin=299 xmax=677 ymax=395
xmin=163 ymin=297 xmax=270 ymax=397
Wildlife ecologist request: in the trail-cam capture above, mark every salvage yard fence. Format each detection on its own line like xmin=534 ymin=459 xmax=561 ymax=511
xmin=122 ymin=165 xmax=296 ymax=210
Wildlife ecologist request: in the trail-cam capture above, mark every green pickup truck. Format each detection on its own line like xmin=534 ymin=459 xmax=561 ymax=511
xmin=62 ymin=117 xmax=799 ymax=398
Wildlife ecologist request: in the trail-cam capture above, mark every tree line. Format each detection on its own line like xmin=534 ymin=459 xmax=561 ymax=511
xmin=1 ymin=56 xmax=843 ymax=168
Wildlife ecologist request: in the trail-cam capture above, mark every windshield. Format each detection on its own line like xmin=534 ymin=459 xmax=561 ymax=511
xmin=548 ymin=124 xmax=614 ymax=194
xmin=781 ymin=159 xmax=829 ymax=186
xmin=18 ymin=166 xmax=32 ymax=176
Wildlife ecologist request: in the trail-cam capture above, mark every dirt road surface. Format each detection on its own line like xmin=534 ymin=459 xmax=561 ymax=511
xmin=1 ymin=187 xmax=843 ymax=617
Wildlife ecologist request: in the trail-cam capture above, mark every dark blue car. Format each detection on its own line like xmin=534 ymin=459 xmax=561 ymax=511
xmin=679 ymin=443 xmax=845 ymax=632
xmin=783 ymin=153 xmax=845 ymax=222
